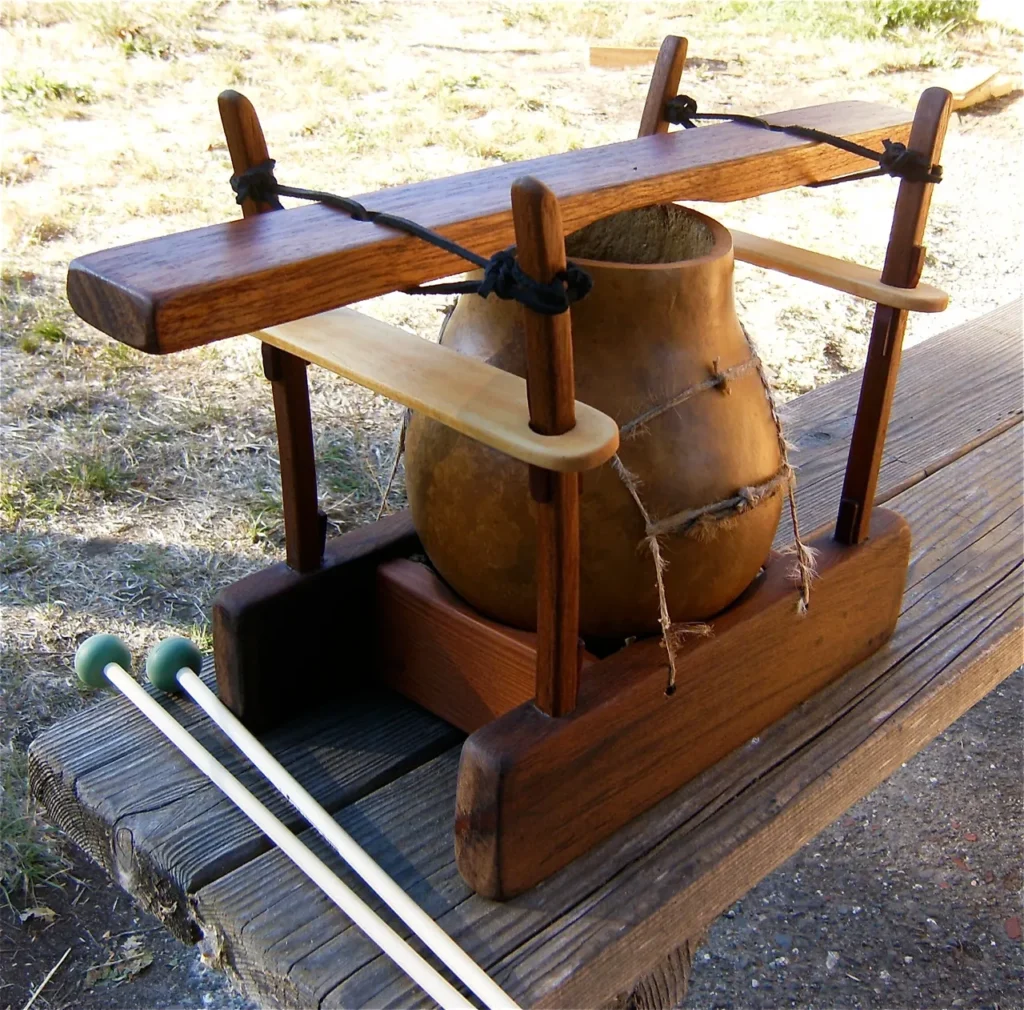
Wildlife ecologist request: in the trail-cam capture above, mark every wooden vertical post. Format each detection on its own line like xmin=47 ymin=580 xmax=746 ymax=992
xmin=218 ymin=90 xmax=325 ymax=572
xmin=510 ymin=178 xmax=581 ymax=718
xmin=835 ymin=87 xmax=951 ymax=545
xmin=637 ymin=35 xmax=688 ymax=138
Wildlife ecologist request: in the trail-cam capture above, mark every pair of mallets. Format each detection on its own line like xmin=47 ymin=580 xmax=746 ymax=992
xmin=75 ymin=634 xmax=518 ymax=1010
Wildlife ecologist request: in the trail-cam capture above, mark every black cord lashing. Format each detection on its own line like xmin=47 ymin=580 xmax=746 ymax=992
xmin=663 ymin=95 xmax=942 ymax=188
xmin=230 ymin=160 xmax=592 ymax=316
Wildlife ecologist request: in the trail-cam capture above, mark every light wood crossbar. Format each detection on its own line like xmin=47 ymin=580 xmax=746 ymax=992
xmin=730 ymin=230 xmax=948 ymax=311
xmin=253 ymin=309 xmax=621 ymax=472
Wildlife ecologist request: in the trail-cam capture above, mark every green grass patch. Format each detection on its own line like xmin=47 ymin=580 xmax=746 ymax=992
xmin=184 ymin=621 xmax=213 ymax=653
xmin=1 ymin=72 xmax=96 ymax=110
xmin=0 ymin=473 xmax=65 ymax=525
xmin=89 ymin=1 xmax=218 ymax=59
xmin=711 ymin=0 xmax=977 ymax=38
xmin=32 ymin=319 xmax=68 ymax=343
xmin=0 ymin=532 xmax=44 ymax=574
xmin=0 ymin=451 xmax=134 ymax=526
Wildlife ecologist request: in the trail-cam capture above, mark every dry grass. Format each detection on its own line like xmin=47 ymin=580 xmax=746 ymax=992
xmin=1 ymin=0 xmax=1021 ymax=902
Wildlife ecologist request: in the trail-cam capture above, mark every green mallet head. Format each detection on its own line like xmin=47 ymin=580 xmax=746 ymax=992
xmin=75 ymin=634 xmax=132 ymax=689
xmin=145 ymin=636 xmax=202 ymax=694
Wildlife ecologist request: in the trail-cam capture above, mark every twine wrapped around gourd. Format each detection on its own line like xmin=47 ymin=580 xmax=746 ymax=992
xmin=395 ymin=204 xmax=813 ymax=685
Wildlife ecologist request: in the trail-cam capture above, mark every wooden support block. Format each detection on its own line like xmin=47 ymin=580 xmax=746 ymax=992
xmin=67 ymin=100 xmax=916 ymax=353
xmin=454 ymin=508 xmax=911 ymax=899
xmin=254 ymin=308 xmax=620 ymax=473
xmin=730 ymin=229 xmax=948 ymax=312
xmin=213 ymin=511 xmax=419 ymax=731
xmin=376 ymin=560 xmax=597 ymax=733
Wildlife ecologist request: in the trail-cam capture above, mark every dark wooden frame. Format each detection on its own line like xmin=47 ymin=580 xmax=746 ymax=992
xmin=66 ymin=36 xmax=951 ymax=896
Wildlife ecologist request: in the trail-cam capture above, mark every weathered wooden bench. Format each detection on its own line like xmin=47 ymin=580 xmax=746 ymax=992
xmin=30 ymin=300 xmax=1022 ymax=1008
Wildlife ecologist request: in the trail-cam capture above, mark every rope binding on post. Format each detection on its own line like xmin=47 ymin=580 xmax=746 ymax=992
xmin=663 ymin=95 xmax=943 ymax=188
xmin=230 ymin=161 xmax=593 ymax=316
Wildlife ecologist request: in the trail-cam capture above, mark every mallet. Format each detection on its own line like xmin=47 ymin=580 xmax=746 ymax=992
xmin=144 ymin=635 xmax=516 ymax=1010
xmin=75 ymin=634 xmax=517 ymax=1010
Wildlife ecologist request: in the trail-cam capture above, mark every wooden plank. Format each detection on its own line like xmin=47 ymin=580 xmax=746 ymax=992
xmin=66 ymin=101 xmax=916 ymax=353
xmin=636 ymin=36 xmax=687 ymax=138
xmin=328 ymin=430 xmax=1024 ymax=1009
xmin=29 ymin=664 xmax=461 ymax=942
xmin=513 ymin=178 xmax=582 ymax=716
xmin=948 ymin=64 xmax=1021 ymax=110
xmin=214 ymin=509 xmax=420 ymax=731
xmin=590 ymin=46 xmax=661 ymax=69
xmin=517 ymin=582 xmax=1022 ymax=1010
xmin=221 ymin=89 xmax=326 ymax=575
xmin=255 ymin=308 xmax=620 ymax=473
xmin=377 ymin=560 xmax=599 ymax=733
xmin=191 ymin=422 xmax=1022 ymax=1009
xmin=730 ymin=229 xmax=948 ymax=311
xmin=31 ymin=307 xmax=1022 ymax=1006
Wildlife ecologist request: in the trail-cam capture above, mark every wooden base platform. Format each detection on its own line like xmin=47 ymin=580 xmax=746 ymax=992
xmin=29 ymin=303 xmax=1022 ymax=1008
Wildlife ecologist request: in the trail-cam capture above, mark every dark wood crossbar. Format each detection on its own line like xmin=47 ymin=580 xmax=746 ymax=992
xmin=66 ymin=101 xmax=913 ymax=353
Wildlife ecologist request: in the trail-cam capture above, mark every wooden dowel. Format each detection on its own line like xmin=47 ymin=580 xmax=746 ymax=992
xmin=219 ymin=90 xmax=324 ymax=572
xmin=176 ymin=668 xmax=519 ymax=1010
xmin=637 ymin=35 xmax=688 ymax=138
xmin=511 ymin=178 xmax=581 ymax=718
xmin=835 ymin=87 xmax=951 ymax=545
xmin=98 ymin=662 xmax=476 ymax=1010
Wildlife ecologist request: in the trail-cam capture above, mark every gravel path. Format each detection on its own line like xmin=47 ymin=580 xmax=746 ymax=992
xmin=687 ymin=668 xmax=1023 ymax=1009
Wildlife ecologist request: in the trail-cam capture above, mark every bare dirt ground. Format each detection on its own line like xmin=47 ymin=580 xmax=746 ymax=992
xmin=2 ymin=2 xmax=1021 ymax=1007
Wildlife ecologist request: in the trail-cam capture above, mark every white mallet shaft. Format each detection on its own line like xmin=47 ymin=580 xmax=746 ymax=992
xmin=176 ymin=669 xmax=518 ymax=1010
xmin=101 ymin=663 xmax=475 ymax=1010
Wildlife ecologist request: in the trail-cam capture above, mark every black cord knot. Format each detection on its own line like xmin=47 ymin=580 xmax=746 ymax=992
xmin=878 ymin=139 xmax=943 ymax=184
xmin=664 ymin=94 xmax=699 ymax=128
xmin=477 ymin=249 xmax=592 ymax=315
xmin=229 ymin=159 xmax=283 ymax=208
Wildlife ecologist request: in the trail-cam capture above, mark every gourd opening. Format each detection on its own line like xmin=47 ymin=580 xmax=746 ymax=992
xmin=565 ymin=204 xmax=716 ymax=266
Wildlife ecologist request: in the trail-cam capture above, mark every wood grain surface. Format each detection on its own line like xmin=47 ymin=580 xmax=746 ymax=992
xmin=730 ymin=229 xmax=948 ymax=311
xmin=512 ymin=177 xmax=582 ymax=716
xmin=220 ymin=90 xmax=325 ymax=574
xmin=192 ymin=424 xmax=1020 ymax=1010
xmin=255 ymin=307 xmax=619 ymax=472
xmin=66 ymin=101 xmax=915 ymax=352
xmin=376 ymin=560 xmax=596 ymax=733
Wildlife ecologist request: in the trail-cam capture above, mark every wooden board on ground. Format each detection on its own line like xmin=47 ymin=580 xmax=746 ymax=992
xmin=589 ymin=46 xmax=661 ymax=68
xmin=29 ymin=302 xmax=1023 ymax=1006
xmin=948 ymin=64 xmax=1021 ymax=110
